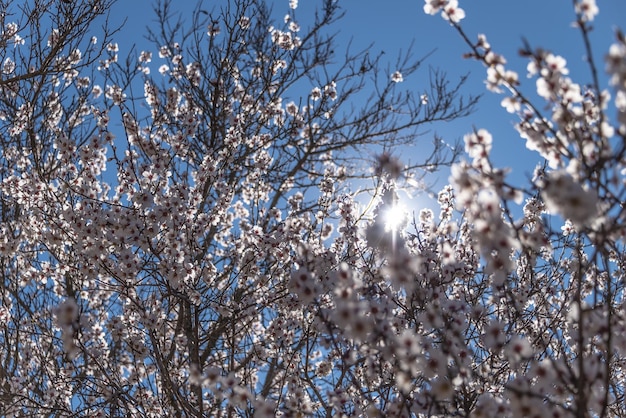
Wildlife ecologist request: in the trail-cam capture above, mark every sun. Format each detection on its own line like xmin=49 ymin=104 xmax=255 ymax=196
xmin=383 ymin=202 xmax=408 ymax=233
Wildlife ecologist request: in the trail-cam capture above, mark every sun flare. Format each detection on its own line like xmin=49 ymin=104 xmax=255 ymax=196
xmin=383 ymin=202 xmax=407 ymax=233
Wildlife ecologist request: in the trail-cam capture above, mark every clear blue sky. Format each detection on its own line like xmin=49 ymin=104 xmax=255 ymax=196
xmin=105 ymin=0 xmax=626 ymax=200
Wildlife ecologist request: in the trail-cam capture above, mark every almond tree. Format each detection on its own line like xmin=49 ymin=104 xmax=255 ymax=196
xmin=0 ymin=0 xmax=477 ymax=416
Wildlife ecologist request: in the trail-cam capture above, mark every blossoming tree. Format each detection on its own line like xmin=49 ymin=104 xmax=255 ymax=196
xmin=0 ymin=0 xmax=478 ymax=416
xmin=2 ymin=0 xmax=625 ymax=415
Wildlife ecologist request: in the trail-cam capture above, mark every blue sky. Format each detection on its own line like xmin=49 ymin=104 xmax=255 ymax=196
xmin=105 ymin=0 xmax=626 ymax=203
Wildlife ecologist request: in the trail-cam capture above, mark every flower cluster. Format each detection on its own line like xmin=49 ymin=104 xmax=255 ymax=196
xmin=423 ymin=0 xmax=465 ymax=23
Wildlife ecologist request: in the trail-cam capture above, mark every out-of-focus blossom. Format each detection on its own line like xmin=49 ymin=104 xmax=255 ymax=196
xmin=540 ymin=170 xmax=599 ymax=227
